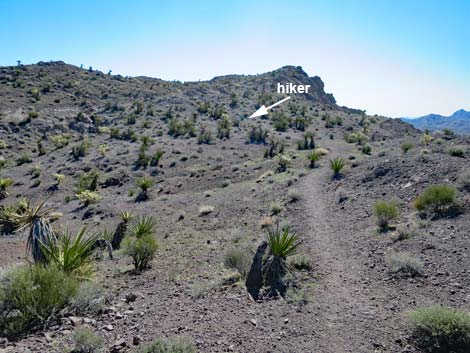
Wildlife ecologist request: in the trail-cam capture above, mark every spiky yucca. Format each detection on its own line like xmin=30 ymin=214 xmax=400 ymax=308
xmin=135 ymin=176 xmax=154 ymax=201
xmin=40 ymin=228 xmax=98 ymax=279
xmin=111 ymin=211 xmax=134 ymax=250
xmin=307 ymin=150 xmax=321 ymax=168
xmin=330 ymin=157 xmax=345 ymax=178
xmin=263 ymin=221 xmax=301 ymax=295
xmin=10 ymin=199 xmax=57 ymax=263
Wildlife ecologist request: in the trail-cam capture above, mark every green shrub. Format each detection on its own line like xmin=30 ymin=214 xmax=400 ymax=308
xmin=401 ymin=142 xmax=415 ymax=153
xmin=51 ymin=134 xmax=70 ymax=148
xmin=197 ymin=125 xmax=213 ymax=144
xmin=16 ymin=152 xmax=32 ymax=165
xmin=41 ymin=228 xmax=99 ymax=278
xmin=76 ymin=190 xmax=102 ymax=206
xmin=272 ymin=112 xmax=289 ymax=132
xmin=123 ymin=234 xmax=158 ymax=272
xmin=345 ymin=132 xmax=368 ymax=145
xmin=0 ymin=265 xmax=78 ymax=338
xmin=71 ymin=139 xmax=91 ymax=160
xmin=270 ymin=202 xmax=283 ymax=215
xmin=374 ymin=200 xmax=399 ymax=229
xmin=72 ymin=326 xmax=105 ymax=353
xmin=387 ymin=252 xmax=423 ymax=277
xmin=361 ymin=144 xmax=372 ymax=155
xmin=276 ymin=155 xmax=291 ymax=172
xmin=329 ymin=157 xmax=345 ymax=178
xmin=223 ymin=248 xmax=252 ymax=277
xmin=414 ymin=184 xmax=456 ymax=214
xmin=247 ymin=125 xmax=268 ymax=144
xmin=70 ymin=281 xmax=108 ymax=315
xmin=287 ymin=189 xmax=301 ymax=202
xmin=133 ymin=337 xmax=196 ymax=353
xmin=448 ymin=146 xmax=465 ymax=157
xmin=130 ymin=216 xmax=157 ymax=238
xmin=288 ymin=254 xmax=312 ymax=271
xmin=136 ymin=176 xmax=154 ymax=201
xmin=216 ymin=113 xmax=232 ymax=139
xmin=0 ymin=177 xmax=14 ymax=199
xmin=307 ymin=150 xmax=321 ymax=168
xmin=77 ymin=169 xmax=99 ymax=193
xmin=408 ymin=306 xmax=470 ymax=353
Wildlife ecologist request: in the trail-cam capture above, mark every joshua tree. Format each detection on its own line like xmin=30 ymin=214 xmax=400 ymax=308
xmin=10 ymin=199 xmax=57 ymax=263
xmin=111 ymin=211 xmax=134 ymax=250
xmin=0 ymin=178 xmax=14 ymax=199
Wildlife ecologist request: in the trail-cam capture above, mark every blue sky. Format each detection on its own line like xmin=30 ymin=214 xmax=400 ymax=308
xmin=0 ymin=0 xmax=468 ymax=117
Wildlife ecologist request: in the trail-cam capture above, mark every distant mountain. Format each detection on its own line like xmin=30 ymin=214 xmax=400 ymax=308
xmin=401 ymin=109 xmax=470 ymax=135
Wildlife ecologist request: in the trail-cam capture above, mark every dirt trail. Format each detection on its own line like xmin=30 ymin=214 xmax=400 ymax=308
xmin=298 ymin=167 xmax=391 ymax=353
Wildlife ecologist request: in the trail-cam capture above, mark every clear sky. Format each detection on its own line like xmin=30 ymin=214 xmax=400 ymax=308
xmin=0 ymin=0 xmax=468 ymax=117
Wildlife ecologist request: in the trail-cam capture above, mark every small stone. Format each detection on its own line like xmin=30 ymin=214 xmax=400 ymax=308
xmin=283 ymin=318 xmax=289 ymax=324
xmin=133 ymin=336 xmax=142 ymax=345
xmin=104 ymin=324 xmax=114 ymax=331
xmin=125 ymin=293 xmax=137 ymax=303
xmin=249 ymin=319 xmax=257 ymax=326
xmin=69 ymin=316 xmax=83 ymax=326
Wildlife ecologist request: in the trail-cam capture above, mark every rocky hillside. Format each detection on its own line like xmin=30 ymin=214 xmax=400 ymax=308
xmin=0 ymin=62 xmax=470 ymax=353
xmin=401 ymin=109 xmax=470 ymax=134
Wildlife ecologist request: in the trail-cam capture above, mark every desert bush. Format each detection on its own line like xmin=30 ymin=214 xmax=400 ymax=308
xmin=123 ymin=234 xmax=158 ymax=272
xmin=247 ymin=125 xmax=268 ymax=144
xmin=408 ymin=306 xmax=470 ymax=353
xmin=288 ymin=254 xmax=312 ymax=271
xmin=286 ymin=287 xmax=311 ymax=306
xmin=0 ymin=264 xmax=78 ymax=338
xmin=329 ymin=157 xmax=345 ymax=178
xmin=224 ymin=248 xmax=252 ymax=277
xmin=345 ymin=131 xmax=368 ymax=145
xmin=443 ymin=128 xmax=455 ymax=136
xmin=287 ymin=189 xmax=301 ymax=202
xmin=272 ymin=112 xmax=289 ymax=131
xmin=387 ymin=252 xmax=423 ymax=277
xmin=277 ymin=155 xmax=291 ymax=172
xmin=448 ymin=146 xmax=465 ymax=157
xmin=76 ymin=190 xmax=102 ymax=206
xmin=393 ymin=224 xmax=419 ymax=242
xmin=0 ymin=177 xmax=13 ymax=199
xmin=361 ymin=144 xmax=372 ymax=155
xmin=264 ymin=138 xmax=284 ymax=158
xmin=71 ymin=139 xmax=91 ymax=160
xmin=53 ymin=173 xmax=65 ymax=186
xmin=199 ymin=205 xmax=214 ymax=216
xmin=98 ymin=144 xmax=109 ymax=157
xmin=401 ymin=142 xmax=415 ymax=153
xmin=133 ymin=337 xmax=196 ymax=353
xmin=307 ymin=150 xmax=321 ymax=168
xmin=0 ymin=156 xmax=6 ymax=169
xmin=41 ymin=228 xmax=99 ymax=278
xmin=51 ymin=134 xmax=70 ymax=148
xmin=136 ymin=176 xmax=154 ymax=201
xmin=197 ymin=125 xmax=213 ymax=144
xmin=217 ymin=113 xmax=232 ymax=139
xmin=420 ymin=133 xmax=433 ymax=145
xmin=16 ymin=152 xmax=32 ymax=165
xmin=270 ymin=202 xmax=283 ymax=215
xmin=77 ymin=169 xmax=99 ymax=193
xmin=374 ymin=200 xmax=399 ymax=230
xmin=457 ymin=170 xmax=470 ymax=191
xmin=70 ymin=281 xmax=108 ymax=315
xmin=150 ymin=149 xmax=164 ymax=167
xmin=72 ymin=326 xmax=105 ymax=353
xmin=414 ymin=184 xmax=456 ymax=214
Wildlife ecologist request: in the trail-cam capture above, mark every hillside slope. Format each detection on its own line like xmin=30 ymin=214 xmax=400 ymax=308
xmin=0 ymin=62 xmax=469 ymax=353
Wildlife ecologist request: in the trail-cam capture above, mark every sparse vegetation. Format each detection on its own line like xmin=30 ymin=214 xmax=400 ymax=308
xmin=133 ymin=337 xmax=196 ymax=353
xmin=0 ymin=177 xmax=14 ymax=199
xmin=76 ymin=190 xmax=102 ymax=206
xmin=408 ymin=306 xmax=470 ymax=353
xmin=387 ymin=252 xmax=423 ymax=277
xmin=136 ymin=176 xmax=154 ymax=201
xmin=374 ymin=200 xmax=399 ymax=230
xmin=71 ymin=326 xmax=105 ymax=353
xmin=329 ymin=157 xmax=345 ymax=178
xmin=307 ymin=150 xmax=321 ymax=168
xmin=401 ymin=142 xmax=415 ymax=153
xmin=123 ymin=229 xmax=158 ymax=272
xmin=414 ymin=184 xmax=457 ymax=214
xmin=224 ymin=248 xmax=252 ymax=277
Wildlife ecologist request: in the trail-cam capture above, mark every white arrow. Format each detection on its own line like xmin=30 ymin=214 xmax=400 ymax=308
xmin=249 ymin=96 xmax=291 ymax=118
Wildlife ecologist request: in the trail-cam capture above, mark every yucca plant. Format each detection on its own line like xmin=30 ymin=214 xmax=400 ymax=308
xmin=136 ymin=176 xmax=154 ymax=201
xmin=150 ymin=148 xmax=164 ymax=167
xmin=263 ymin=221 xmax=301 ymax=296
xmin=111 ymin=210 xmax=134 ymax=250
xmin=0 ymin=177 xmax=14 ymax=199
xmin=9 ymin=199 xmax=57 ymax=263
xmin=130 ymin=216 xmax=157 ymax=238
xmin=307 ymin=150 xmax=321 ymax=168
xmin=40 ymin=228 xmax=99 ymax=279
xmin=330 ymin=157 xmax=345 ymax=179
